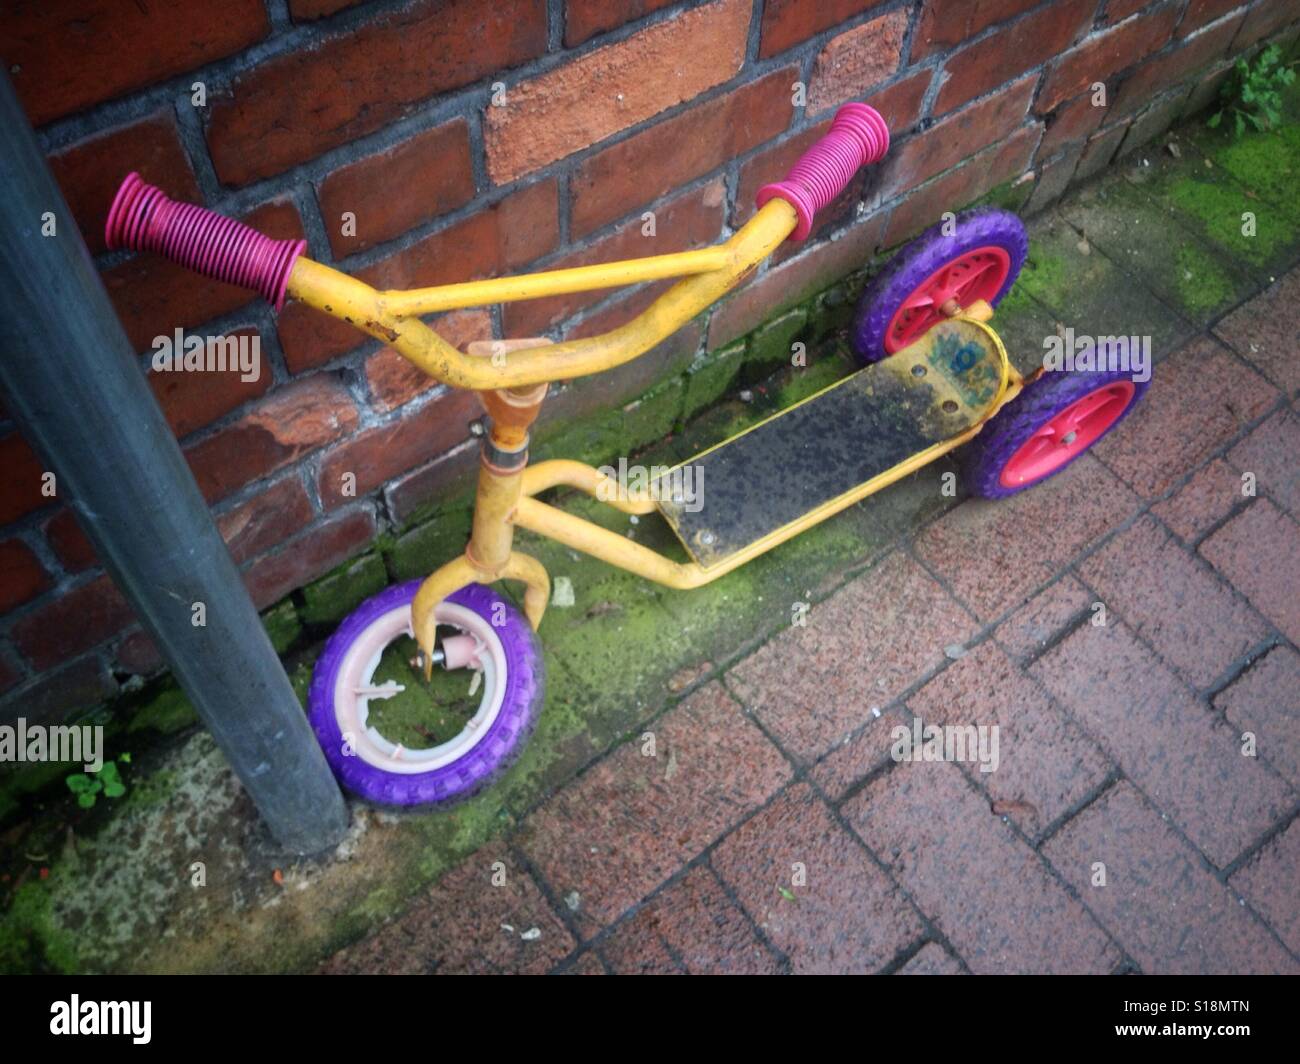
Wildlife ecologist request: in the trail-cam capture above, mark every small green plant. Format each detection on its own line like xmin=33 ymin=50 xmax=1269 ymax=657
xmin=1209 ymin=45 xmax=1296 ymax=136
xmin=64 ymin=755 xmax=129 ymax=809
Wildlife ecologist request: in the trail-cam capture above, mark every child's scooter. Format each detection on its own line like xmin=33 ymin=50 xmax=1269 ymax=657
xmin=106 ymin=104 xmax=1148 ymax=806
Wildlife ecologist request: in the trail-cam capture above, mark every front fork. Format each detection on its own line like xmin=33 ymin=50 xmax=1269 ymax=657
xmin=410 ymin=343 xmax=553 ymax=679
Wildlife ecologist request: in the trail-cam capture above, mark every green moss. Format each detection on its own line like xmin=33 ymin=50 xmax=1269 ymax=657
xmin=301 ymin=552 xmax=389 ymax=626
xmin=0 ymin=881 xmax=79 ymax=974
xmin=126 ymin=683 xmax=197 ymax=736
xmin=743 ymin=307 xmax=808 ymax=385
xmin=1172 ymin=241 xmax=1238 ymax=316
xmin=387 ymin=508 xmax=473 ymax=582
xmin=681 ymin=342 xmax=744 ymax=421
xmin=1165 ymin=174 xmax=1297 ymax=267
xmin=261 ymin=600 xmax=302 ymax=654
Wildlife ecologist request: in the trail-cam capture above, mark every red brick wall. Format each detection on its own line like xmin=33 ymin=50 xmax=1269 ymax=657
xmin=1 ymin=0 xmax=1295 ymax=719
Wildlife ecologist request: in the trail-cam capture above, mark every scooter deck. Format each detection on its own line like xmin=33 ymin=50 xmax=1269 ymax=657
xmin=656 ymin=319 xmax=1006 ymax=569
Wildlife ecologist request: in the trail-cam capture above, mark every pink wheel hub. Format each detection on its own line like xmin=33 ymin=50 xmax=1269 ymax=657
xmin=885 ymin=246 xmax=1011 ymax=353
xmin=999 ymin=380 xmax=1136 ymax=488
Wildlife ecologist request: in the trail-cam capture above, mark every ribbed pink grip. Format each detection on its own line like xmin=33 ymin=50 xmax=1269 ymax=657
xmin=105 ymin=173 xmax=306 ymax=311
xmin=756 ymin=103 xmax=890 ymax=241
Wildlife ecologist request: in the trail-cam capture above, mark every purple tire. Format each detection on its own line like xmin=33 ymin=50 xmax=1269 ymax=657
xmin=963 ymin=367 xmax=1151 ymax=499
xmin=850 ymin=207 xmax=1028 ymax=364
xmin=307 ymin=580 xmax=544 ymax=807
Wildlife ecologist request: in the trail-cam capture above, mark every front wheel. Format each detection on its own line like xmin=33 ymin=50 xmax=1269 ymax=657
xmin=307 ymin=581 xmax=544 ymax=807
xmin=962 ymin=368 xmax=1150 ymax=499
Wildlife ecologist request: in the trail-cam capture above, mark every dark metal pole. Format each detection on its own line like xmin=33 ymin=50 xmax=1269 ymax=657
xmin=0 ymin=72 xmax=348 ymax=855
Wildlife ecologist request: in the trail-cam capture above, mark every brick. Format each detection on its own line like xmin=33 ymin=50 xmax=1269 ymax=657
xmin=242 ymin=508 xmax=376 ymax=609
xmin=845 ymin=759 xmax=1119 ymax=973
xmin=359 ymin=179 xmax=559 ymax=294
xmin=147 ymin=327 xmax=271 ymax=439
xmin=216 ymin=476 xmax=316 ymax=565
xmin=11 ymin=574 xmax=135 ymax=670
xmin=1213 ymin=269 xmax=1300 ymax=396
xmin=806 ymin=10 xmax=910 ymax=115
xmin=0 ymin=432 xmax=49 ymax=526
xmin=712 ymin=783 xmax=922 ymax=973
xmin=1079 ymin=515 xmax=1270 ymax=688
xmin=993 ymin=574 xmax=1092 ymax=663
xmin=916 ymin=456 xmax=1140 ymax=621
xmin=570 ymin=67 xmax=797 ymax=238
xmin=47 ymin=109 xmax=200 ymax=255
xmin=908 ymin=641 xmax=1113 ymax=839
xmin=104 ymin=200 xmax=304 ymax=354
xmin=320 ymin=844 xmax=574 ymax=974
xmin=6 ymin=0 xmax=269 ymax=127
xmin=897 ymin=942 xmax=964 ymax=974
xmin=934 ymin=0 xmax=1096 ymax=115
xmin=1235 ymin=0 xmax=1300 ymax=49
xmin=207 ymin=0 xmax=546 ymax=186
xmin=759 ymin=0 xmax=893 ymax=58
xmin=516 ymin=682 xmax=792 ymax=933
xmin=910 ymin=0 xmax=1039 ymax=61
xmin=565 ymin=0 xmax=676 ymax=47
xmin=706 ymin=210 xmax=889 ymax=348
xmin=0 ymin=657 xmax=114 ymax=729
xmin=184 ymin=375 xmax=359 ymax=504
xmin=0 ymin=538 xmax=51 ymax=612
xmin=316 ymin=388 xmax=480 ymax=509
xmin=364 ymin=310 xmax=493 ymax=412
xmin=276 ymin=301 xmax=371 ymax=375
xmin=879 ymin=75 xmax=1038 ymax=199
xmin=289 ymin=0 xmax=366 ymax=20
xmin=1151 ymin=458 xmax=1243 ymax=541
xmin=383 ymin=445 xmax=479 ymax=526
xmin=600 ymin=865 xmax=779 ymax=974
xmin=1200 ymin=500 xmax=1300 ymax=646
xmin=728 ymin=552 xmax=975 ymax=763
xmin=810 ymin=704 xmax=912 ymax=803
xmin=1073 ymin=119 xmax=1131 ymax=181
xmin=1093 ymin=337 xmax=1278 ymax=498
xmin=1026 ymin=141 xmax=1083 ymax=211
xmin=1039 ymin=92 xmax=1109 ymax=158
xmin=1113 ymin=12 xmax=1246 ymax=115
xmin=43 ymin=510 xmax=97 ymax=574
xmin=0 ymin=655 xmax=20 ymax=696
xmin=114 ymin=629 xmax=164 ymax=676
xmin=317 ymin=121 xmax=475 ymax=258
xmin=1038 ymin=6 xmax=1181 ymax=113
xmin=1229 ymin=817 xmax=1300 ymax=956
xmin=1214 ymin=646 xmax=1300 ymax=788
xmin=505 ymin=181 xmax=724 ymax=336
xmin=1228 ymin=408 xmax=1300 ymax=513
xmin=485 ymin=0 xmax=750 ymax=183
xmin=1103 ymin=0 xmax=1149 ymax=22
xmin=1044 ymin=782 xmax=1297 ymax=973
xmin=1030 ymin=622 xmax=1294 ymax=867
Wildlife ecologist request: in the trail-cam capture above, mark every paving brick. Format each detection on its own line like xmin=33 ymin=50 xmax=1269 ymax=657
xmin=810 ymin=704 xmax=911 ymax=803
xmin=712 ymin=783 xmax=922 ymax=973
xmin=8 ymin=0 xmax=270 ymax=127
xmin=485 ymin=0 xmax=750 ymax=183
xmin=1031 ymin=622 xmax=1295 ymax=867
xmin=915 ymin=455 xmax=1140 ymax=621
xmin=147 ymin=327 xmax=271 ymax=439
xmin=897 ymin=941 xmax=964 ymax=974
xmin=1213 ymin=646 xmax=1300 ymax=789
xmin=1228 ymin=817 xmax=1300 ymax=956
xmin=933 ymin=0 xmax=1096 ymax=116
xmin=1078 ymin=515 xmax=1270 ymax=689
xmin=48 ymin=108 xmax=201 ymax=255
xmin=845 ymin=759 xmax=1120 ymax=973
xmin=1038 ymin=6 xmax=1181 ymax=114
xmin=317 ymin=120 xmax=475 ymax=257
xmin=565 ymin=0 xmax=676 ymax=47
xmin=1092 ymin=337 xmax=1278 ymax=498
xmin=728 ymin=551 xmax=976 ymax=763
xmin=907 ymin=641 xmax=1114 ymax=839
xmin=1228 ymin=407 xmax=1300 ymax=513
xmin=1200 ymin=499 xmax=1300 ymax=646
xmin=1043 ymin=782 xmax=1298 ymax=973
xmin=1151 ymin=458 xmax=1245 ymax=542
xmin=910 ymin=0 xmax=1039 ymax=61
xmin=569 ymin=66 xmax=796 ymax=238
xmin=242 ymin=508 xmax=376 ymax=609
xmin=319 ymin=844 xmax=574 ymax=974
xmin=10 ymin=575 xmax=135 ymax=671
xmin=993 ymin=574 xmax=1093 ymax=663
xmin=516 ymin=682 xmax=791 ymax=933
xmin=806 ymin=10 xmax=910 ymax=114
xmin=600 ymin=865 xmax=779 ymax=974
xmin=1213 ymin=268 xmax=1300 ymax=397
xmin=208 ymin=0 xmax=547 ymax=186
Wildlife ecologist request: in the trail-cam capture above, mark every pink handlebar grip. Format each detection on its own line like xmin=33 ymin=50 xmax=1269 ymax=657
xmin=756 ymin=103 xmax=890 ymax=241
xmin=105 ymin=173 xmax=306 ymax=311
